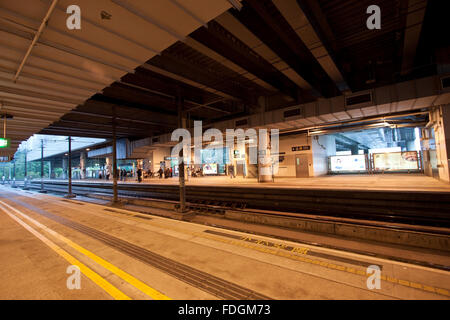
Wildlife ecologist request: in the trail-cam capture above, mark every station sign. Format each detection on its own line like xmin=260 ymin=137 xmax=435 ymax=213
xmin=0 ymin=156 xmax=12 ymax=162
xmin=0 ymin=138 xmax=10 ymax=148
xmin=292 ymin=146 xmax=310 ymax=152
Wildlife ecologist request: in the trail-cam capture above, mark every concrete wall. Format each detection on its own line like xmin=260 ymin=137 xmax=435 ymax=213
xmin=437 ymin=106 xmax=450 ymax=182
xmin=151 ymin=147 xmax=171 ymax=171
xmin=276 ymin=134 xmax=313 ymax=177
xmin=443 ymin=105 xmax=450 ymax=182
xmin=311 ymin=135 xmax=336 ymax=176
xmin=428 ymin=106 xmax=450 ymax=183
xmin=274 ymin=133 xmax=336 ymax=178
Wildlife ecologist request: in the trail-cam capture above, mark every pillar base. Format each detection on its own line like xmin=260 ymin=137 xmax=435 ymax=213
xmin=173 ymin=211 xmax=195 ymax=221
xmin=64 ymin=194 xmax=76 ymax=199
xmin=110 ymin=200 xmax=124 ymax=208
xmin=38 ymin=190 xmax=48 ymax=194
xmin=258 ymin=175 xmax=274 ymax=183
xmin=174 ymin=206 xmax=195 ymax=221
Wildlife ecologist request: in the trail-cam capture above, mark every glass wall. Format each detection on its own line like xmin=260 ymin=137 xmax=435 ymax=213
xmin=201 ymin=147 xmax=230 ymax=175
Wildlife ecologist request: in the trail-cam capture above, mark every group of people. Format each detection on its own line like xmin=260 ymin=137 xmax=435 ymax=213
xmin=124 ymin=168 xmax=153 ymax=183
xmin=136 ymin=168 xmax=153 ymax=183
xmin=155 ymin=166 xmax=207 ymax=179
xmin=98 ymin=168 xmax=132 ymax=181
xmin=157 ymin=167 xmax=174 ymax=179
xmin=97 ymin=163 xmax=238 ymax=182
xmin=190 ymin=167 xmax=203 ymax=177
xmin=119 ymin=168 xmax=131 ymax=181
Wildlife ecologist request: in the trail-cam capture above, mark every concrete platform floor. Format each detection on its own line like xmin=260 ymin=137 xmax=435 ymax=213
xmin=30 ymin=174 xmax=450 ymax=192
xmin=0 ymin=186 xmax=449 ymax=300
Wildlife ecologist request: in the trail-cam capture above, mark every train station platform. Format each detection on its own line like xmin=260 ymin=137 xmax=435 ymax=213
xmin=25 ymin=174 xmax=450 ymax=192
xmin=0 ymin=186 xmax=449 ymax=300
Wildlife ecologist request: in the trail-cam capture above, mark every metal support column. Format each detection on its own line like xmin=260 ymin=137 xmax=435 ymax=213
xmin=39 ymin=139 xmax=47 ymax=193
xmin=177 ymin=91 xmax=186 ymax=213
xmin=112 ymin=106 xmax=119 ymax=205
xmin=65 ymin=136 xmax=76 ymax=198
xmin=11 ymin=159 xmax=16 ymax=188
xmin=23 ymin=149 xmax=29 ymax=190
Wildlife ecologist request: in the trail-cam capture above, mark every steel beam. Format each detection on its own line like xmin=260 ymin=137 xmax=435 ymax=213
xmin=190 ymin=21 xmax=300 ymax=100
xmin=295 ymin=0 xmax=353 ymax=91
xmin=236 ymin=0 xmax=340 ymax=98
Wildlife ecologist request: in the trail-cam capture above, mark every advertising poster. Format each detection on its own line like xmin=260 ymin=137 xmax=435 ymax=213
xmin=373 ymin=151 xmax=419 ymax=171
xmin=202 ymin=163 xmax=218 ymax=175
xmin=330 ymin=155 xmax=367 ymax=172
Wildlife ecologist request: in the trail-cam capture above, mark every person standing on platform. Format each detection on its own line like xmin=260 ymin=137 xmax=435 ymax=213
xmin=229 ymin=164 xmax=235 ymax=179
xmin=164 ymin=168 xmax=169 ymax=179
xmin=137 ymin=168 xmax=143 ymax=183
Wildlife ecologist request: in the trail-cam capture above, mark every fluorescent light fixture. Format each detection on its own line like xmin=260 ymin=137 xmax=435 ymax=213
xmin=309 ymin=130 xmax=325 ymax=136
xmin=369 ymin=121 xmax=390 ymax=128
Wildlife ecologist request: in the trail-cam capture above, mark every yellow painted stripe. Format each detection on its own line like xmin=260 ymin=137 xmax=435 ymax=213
xmin=0 ymin=200 xmax=170 ymax=301
xmin=58 ymin=239 xmax=170 ymax=300
xmin=0 ymin=204 xmax=130 ymax=300
xmin=114 ymin=209 xmax=450 ymax=298
xmin=31 ymin=193 xmax=450 ymax=298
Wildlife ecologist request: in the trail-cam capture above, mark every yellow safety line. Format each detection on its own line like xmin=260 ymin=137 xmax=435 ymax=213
xmin=15 ymin=193 xmax=450 ymax=298
xmin=121 ymin=214 xmax=450 ymax=298
xmin=0 ymin=200 xmax=170 ymax=300
xmin=0 ymin=204 xmax=130 ymax=300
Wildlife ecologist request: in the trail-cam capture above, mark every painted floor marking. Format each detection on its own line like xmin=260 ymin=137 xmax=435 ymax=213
xmin=0 ymin=203 xmax=130 ymax=300
xmin=6 ymin=189 xmax=450 ymax=298
xmin=0 ymin=200 xmax=170 ymax=300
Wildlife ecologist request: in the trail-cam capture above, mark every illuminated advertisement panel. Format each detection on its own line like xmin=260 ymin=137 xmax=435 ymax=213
xmin=373 ymin=151 xmax=419 ymax=171
xmin=330 ymin=155 xmax=367 ymax=173
xmin=202 ymin=163 xmax=218 ymax=175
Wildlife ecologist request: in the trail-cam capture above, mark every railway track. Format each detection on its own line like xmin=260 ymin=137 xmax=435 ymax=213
xmin=23 ymin=180 xmax=450 ymax=228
